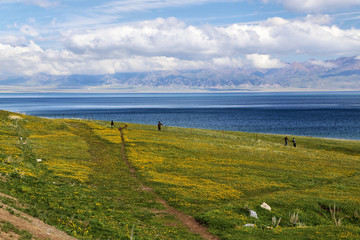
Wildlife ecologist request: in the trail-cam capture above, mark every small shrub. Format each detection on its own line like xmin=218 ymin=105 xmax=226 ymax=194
xmin=6 ymin=207 xmax=15 ymax=215
xmin=330 ymin=204 xmax=342 ymax=226
xmin=289 ymin=211 xmax=299 ymax=226
xmin=271 ymin=216 xmax=281 ymax=228
xmin=9 ymin=170 xmax=20 ymax=179
xmin=289 ymin=211 xmax=306 ymax=227
xmin=1 ymin=221 xmax=18 ymax=233
xmin=19 ymin=230 xmax=33 ymax=240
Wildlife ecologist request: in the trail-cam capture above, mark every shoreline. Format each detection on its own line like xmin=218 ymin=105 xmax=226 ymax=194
xmin=5 ymin=111 xmax=360 ymax=142
xmin=1 ymin=91 xmax=359 ymax=141
xmin=50 ymin=116 xmax=360 ymax=142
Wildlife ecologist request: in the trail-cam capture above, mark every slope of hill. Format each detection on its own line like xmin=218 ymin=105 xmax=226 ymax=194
xmin=0 ymin=110 xmax=360 ymax=239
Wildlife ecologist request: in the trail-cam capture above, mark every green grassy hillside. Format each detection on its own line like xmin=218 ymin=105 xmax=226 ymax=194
xmin=0 ymin=110 xmax=359 ymax=239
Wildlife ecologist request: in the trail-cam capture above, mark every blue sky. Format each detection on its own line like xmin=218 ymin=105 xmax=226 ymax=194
xmin=0 ymin=0 xmax=360 ymax=84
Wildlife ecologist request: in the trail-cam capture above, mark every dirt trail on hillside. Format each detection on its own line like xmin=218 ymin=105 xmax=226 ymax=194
xmin=118 ymin=125 xmax=220 ymax=240
xmin=0 ymin=193 xmax=77 ymax=240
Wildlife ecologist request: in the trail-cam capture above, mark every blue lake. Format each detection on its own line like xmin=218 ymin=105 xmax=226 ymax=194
xmin=0 ymin=92 xmax=359 ymax=140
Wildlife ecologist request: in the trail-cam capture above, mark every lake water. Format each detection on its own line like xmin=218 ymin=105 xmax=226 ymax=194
xmin=0 ymin=92 xmax=359 ymax=140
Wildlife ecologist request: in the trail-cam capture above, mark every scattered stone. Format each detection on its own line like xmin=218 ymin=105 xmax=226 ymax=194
xmin=249 ymin=210 xmax=258 ymax=219
xmin=261 ymin=202 xmax=271 ymax=211
xmin=244 ymin=223 xmax=255 ymax=227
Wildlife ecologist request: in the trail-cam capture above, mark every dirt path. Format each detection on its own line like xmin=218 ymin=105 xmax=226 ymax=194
xmin=118 ymin=126 xmax=220 ymax=240
xmin=0 ymin=123 xmax=218 ymax=240
xmin=0 ymin=193 xmax=77 ymax=240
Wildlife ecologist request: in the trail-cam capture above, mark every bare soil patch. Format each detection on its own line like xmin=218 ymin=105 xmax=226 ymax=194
xmin=0 ymin=193 xmax=76 ymax=240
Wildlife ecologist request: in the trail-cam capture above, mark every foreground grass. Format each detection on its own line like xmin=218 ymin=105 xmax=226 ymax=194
xmin=0 ymin=110 xmax=360 ymax=239
xmin=124 ymin=123 xmax=360 ymax=239
xmin=0 ymin=111 xmax=200 ymax=239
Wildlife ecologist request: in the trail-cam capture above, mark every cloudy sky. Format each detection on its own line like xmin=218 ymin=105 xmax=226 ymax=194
xmin=0 ymin=0 xmax=360 ymax=80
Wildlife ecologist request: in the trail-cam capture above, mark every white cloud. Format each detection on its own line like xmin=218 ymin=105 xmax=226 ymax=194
xmin=0 ymin=35 xmax=27 ymax=46
xmin=0 ymin=41 xmax=210 ymax=76
xmin=29 ymin=0 xmax=60 ymax=8
xmin=96 ymin=0 xmax=240 ymax=13
xmin=212 ymin=57 xmax=244 ymax=68
xmin=246 ymin=54 xmax=287 ymax=68
xmin=20 ymin=25 xmax=39 ymax=37
xmin=0 ymin=0 xmax=60 ymax=7
xmin=64 ymin=17 xmax=360 ymax=60
xmin=63 ymin=17 xmax=218 ymax=59
xmin=308 ymin=59 xmax=337 ymax=68
xmin=2 ymin=16 xmax=360 ymax=76
xmin=0 ymin=41 xmax=74 ymax=76
xmin=273 ymin=0 xmax=360 ymax=13
xmin=304 ymin=14 xmax=332 ymax=25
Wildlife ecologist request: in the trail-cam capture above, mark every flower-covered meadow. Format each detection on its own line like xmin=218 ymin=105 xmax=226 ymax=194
xmin=0 ymin=110 xmax=359 ymax=239
xmin=124 ymin=123 xmax=360 ymax=239
xmin=0 ymin=111 xmax=201 ymax=239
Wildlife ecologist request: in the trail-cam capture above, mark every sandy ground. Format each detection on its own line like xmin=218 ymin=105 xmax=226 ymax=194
xmin=0 ymin=193 xmax=76 ymax=240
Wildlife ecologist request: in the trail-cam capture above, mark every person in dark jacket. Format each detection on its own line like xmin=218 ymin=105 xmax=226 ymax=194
xmin=284 ymin=136 xmax=288 ymax=146
xmin=292 ymin=138 xmax=296 ymax=147
xmin=111 ymin=120 xmax=114 ymax=127
xmin=158 ymin=121 xmax=163 ymax=131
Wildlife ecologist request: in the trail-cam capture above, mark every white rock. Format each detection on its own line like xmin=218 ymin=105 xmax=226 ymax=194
xmin=261 ymin=202 xmax=271 ymax=211
xmin=244 ymin=223 xmax=255 ymax=227
xmin=36 ymin=159 xmax=42 ymax=162
xmin=249 ymin=210 xmax=258 ymax=219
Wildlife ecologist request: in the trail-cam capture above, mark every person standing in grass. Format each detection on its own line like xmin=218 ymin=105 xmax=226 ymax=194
xmin=292 ymin=137 xmax=296 ymax=147
xmin=111 ymin=120 xmax=114 ymax=128
xmin=158 ymin=121 xmax=163 ymax=131
xmin=284 ymin=136 xmax=288 ymax=146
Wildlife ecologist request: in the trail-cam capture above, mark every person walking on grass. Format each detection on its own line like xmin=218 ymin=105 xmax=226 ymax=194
xmin=284 ymin=136 xmax=288 ymax=146
xmin=292 ymin=137 xmax=296 ymax=147
xmin=111 ymin=120 xmax=114 ymax=128
xmin=158 ymin=121 xmax=163 ymax=131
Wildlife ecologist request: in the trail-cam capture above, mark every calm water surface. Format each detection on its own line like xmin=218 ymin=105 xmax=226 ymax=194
xmin=0 ymin=92 xmax=359 ymax=140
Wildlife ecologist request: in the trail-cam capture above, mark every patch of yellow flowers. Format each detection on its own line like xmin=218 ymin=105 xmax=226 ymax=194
xmin=86 ymin=121 xmax=124 ymax=144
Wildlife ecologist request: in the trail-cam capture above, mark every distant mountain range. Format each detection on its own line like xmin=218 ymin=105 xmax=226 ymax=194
xmin=3 ymin=56 xmax=360 ymax=92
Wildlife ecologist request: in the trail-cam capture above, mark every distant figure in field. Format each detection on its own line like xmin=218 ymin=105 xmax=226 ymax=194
xmin=111 ymin=120 xmax=114 ymax=128
xmin=158 ymin=121 xmax=163 ymax=131
xmin=284 ymin=136 xmax=288 ymax=146
xmin=292 ymin=138 xmax=296 ymax=147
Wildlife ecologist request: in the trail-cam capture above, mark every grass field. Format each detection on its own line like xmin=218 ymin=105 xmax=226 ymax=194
xmin=0 ymin=110 xmax=359 ymax=239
